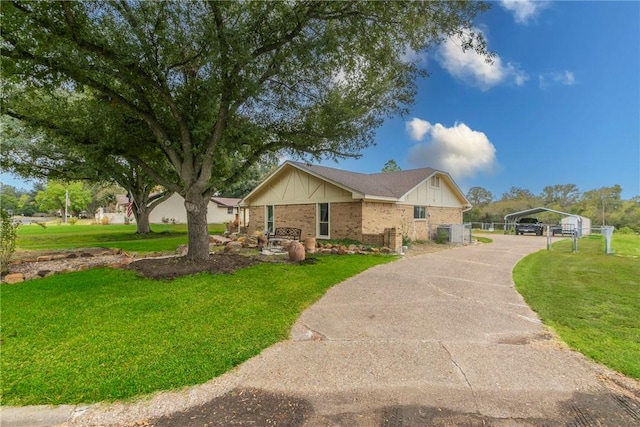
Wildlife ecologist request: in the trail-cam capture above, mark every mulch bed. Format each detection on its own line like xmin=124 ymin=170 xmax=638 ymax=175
xmin=125 ymin=253 xmax=291 ymax=280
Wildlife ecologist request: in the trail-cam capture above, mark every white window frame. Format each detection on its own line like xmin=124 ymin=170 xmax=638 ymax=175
xmin=265 ymin=205 xmax=274 ymax=233
xmin=317 ymin=203 xmax=330 ymax=238
xmin=430 ymin=175 xmax=441 ymax=188
xmin=414 ymin=206 xmax=427 ymax=220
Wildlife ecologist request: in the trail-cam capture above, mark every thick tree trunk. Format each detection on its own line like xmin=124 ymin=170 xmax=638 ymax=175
xmin=135 ymin=207 xmax=151 ymax=234
xmin=184 ymin=194 xmax=210 ymax=261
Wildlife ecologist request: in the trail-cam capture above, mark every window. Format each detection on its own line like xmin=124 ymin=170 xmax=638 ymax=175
xmin=318 ymin=203 xmax=329 ymax=237
xmin=414 ymin=206 xmax=426 ymax=219
xmin=227 ymin=207 xmax=234 ymax=214
xmin=266 ymin=205 xmax=274 ymax=233
xmin=430 ymin=175 xmax=440 ymax=188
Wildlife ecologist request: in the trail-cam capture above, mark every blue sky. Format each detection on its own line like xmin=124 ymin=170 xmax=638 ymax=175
xmin=2 ymin=1 xmax=639 ymax=200
xmin=322 ymin=0 xmax=640 ymax=200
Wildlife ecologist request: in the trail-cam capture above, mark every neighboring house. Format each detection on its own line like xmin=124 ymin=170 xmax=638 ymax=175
xmin=239 ymin=161 xmax=471 ymax=251
xmin=95 ymin=194 xmax=132 ymax=224
xmin=148 ymin=193 xmax=245 ymax=225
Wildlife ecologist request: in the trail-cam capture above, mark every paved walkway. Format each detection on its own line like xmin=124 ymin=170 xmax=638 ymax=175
xmin=2 ymin=235 xmax=639 ymax=426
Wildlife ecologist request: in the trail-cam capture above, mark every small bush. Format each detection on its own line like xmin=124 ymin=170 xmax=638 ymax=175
xmin=435 ymin=228 xmax=449 ymax=244
xmin=1 ymin=209 xmax=20 ymax=274
xmin=68 ymin=217 xmax=78 ymax=225
xmin=617 ymin=226 xmax=635 ymax=234
xmin=100 ymin=217 xmax=110 ymax=225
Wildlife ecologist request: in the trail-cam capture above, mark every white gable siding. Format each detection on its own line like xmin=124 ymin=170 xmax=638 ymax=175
xmin=249 ymin=168 xmax=353 ymax=205
xmin=402 ymin=177 xmax=465 ymax=208
xmin=148 ymin=193 xmax=239 ymax=224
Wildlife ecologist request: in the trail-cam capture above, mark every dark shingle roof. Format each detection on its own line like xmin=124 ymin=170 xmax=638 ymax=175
xmin=288 ymin=161 xmax=439 ymax=199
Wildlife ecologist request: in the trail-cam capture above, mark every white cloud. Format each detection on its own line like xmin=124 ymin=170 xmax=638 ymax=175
xmin=406 ymin=119 xmax=498 ymax=179
xmin=437 ymin=29 xmax=528 ymax=90
xmin=539 ymin=70 xmax=576 ymax=89
xmin=500 ymin=0 xmax=550 ymax=24
xmin=406 ymin=118 xmax=432 ymax=141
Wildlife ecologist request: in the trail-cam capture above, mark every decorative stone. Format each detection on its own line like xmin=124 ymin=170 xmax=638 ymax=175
xmin=210 ymin=235 xmax=231 ymax=245
xmin=304 ymin=237 xmax=316 ymax=253
xmin=288 ymin=241 xmax=306 ymax=262
xmin=80 ymin=253 xmax=94 ymax=258
xmin=3 ymin=273 xmax=25 ymax=284
xmin=112 ymin=248 xmax=122 ymax=255
xmin=176 ymin=245 xmax=188 ymax=256
xmin=37 ymin=270 xmax=52 ymax=277
xmin=37 ymin=255 xmax=53 ymax=262
xmin=224 ymin=241 xmax=243 ymax=253
xmin=67 ymin=253 xmax=78 ymax=259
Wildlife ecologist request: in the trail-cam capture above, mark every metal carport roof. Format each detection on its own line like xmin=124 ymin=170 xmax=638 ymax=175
xmin=504 ymin=207 xmax=586 ymax=245
xmin=504 ymin=207 xmax=582 ymax=222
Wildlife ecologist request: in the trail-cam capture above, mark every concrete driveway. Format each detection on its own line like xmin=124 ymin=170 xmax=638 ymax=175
xmin=3 ymin=234 xmax=639 ymax=426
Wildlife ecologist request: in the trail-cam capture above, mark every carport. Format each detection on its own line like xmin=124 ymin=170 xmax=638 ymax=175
xmin=504 ymin=207 xmax=584 ymax=252
xmin=504 ymin=207 xmax=585 ymax=236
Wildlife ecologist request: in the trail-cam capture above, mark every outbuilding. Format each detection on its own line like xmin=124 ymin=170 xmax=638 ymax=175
xmin=504 ymin=207 xmax=590 ymax=237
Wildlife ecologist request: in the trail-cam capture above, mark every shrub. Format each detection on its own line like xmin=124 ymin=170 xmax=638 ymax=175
xmin=100 ymin=216 xmax=110 ymax=225
xmin=68 ymin=217 xmax=78 ymax=225
xmin=617 ymin=226 xmax=635 ymax=234
xmin=1 ymin=209 xmax=20 ymax=274
xmin=435 ymin=228 xmax=450 ymax=244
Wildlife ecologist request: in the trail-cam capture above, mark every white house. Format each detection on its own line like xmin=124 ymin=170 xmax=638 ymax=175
xmin=148 ymin=193 xmax=245 ymax=225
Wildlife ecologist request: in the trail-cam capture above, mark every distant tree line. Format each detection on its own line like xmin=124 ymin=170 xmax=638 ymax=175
xmin=0 ymin=181 xmax=117 ymax=218
xmin=464 ymin=184 xmax=640 ymax=232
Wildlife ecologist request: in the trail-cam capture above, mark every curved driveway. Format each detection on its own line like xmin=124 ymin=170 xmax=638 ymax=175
xmin=4 ymin=234 xmax=639 ymax=426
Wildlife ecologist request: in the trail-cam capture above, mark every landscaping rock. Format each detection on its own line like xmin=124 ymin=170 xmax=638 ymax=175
xmin=225 ymin=241 xmax=243 ymax=253
xmin=288 ymin=241 xmax=306 ymax=262
xmin=37 ymin=270 xmax=53 ymax=278
xmin=3 ymin=273 xmax=25 ymax=284
xmin=177 ymin=245 xmax=188 ymax=256
xmin=37 ymin=255 xmax=53 ymax=262
xmin=210 ymin=235 xmax=231 ymax=245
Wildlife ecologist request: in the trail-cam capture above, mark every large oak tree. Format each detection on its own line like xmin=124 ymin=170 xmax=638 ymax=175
xmin=2 ymin=1 xmax=491 ymax=260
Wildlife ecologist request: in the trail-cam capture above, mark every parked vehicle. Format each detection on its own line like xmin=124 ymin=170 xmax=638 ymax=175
xmin=515 ymin=217 xmax=544 ymax=236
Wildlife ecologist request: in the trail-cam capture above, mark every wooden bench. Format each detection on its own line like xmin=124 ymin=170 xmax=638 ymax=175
xmin=267 ymin=227 xmax=301 ymax=250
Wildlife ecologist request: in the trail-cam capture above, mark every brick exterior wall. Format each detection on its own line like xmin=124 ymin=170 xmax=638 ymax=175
xmin=245 ymin=202 xmax=462 ymax=246
xmin=247 ymin=206 xmax=264 ymax=234
xmin=276 ymin=204 xmax=316 ymax=238
xmin=329 ymin=202 xmax=363 ymax=241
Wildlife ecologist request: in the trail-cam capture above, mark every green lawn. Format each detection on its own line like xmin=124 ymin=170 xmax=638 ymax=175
xmin=1 ymin=254 xmax=394 ymax=406
xmin=514 ymin=234 xmax=640 ymax=379
xmin=15 ymin=223 xmax=226 ymax=253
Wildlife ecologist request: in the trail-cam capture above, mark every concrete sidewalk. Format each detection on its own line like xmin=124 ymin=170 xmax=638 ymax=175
xmin=3 ymin=234 xmax=639 ymax=426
